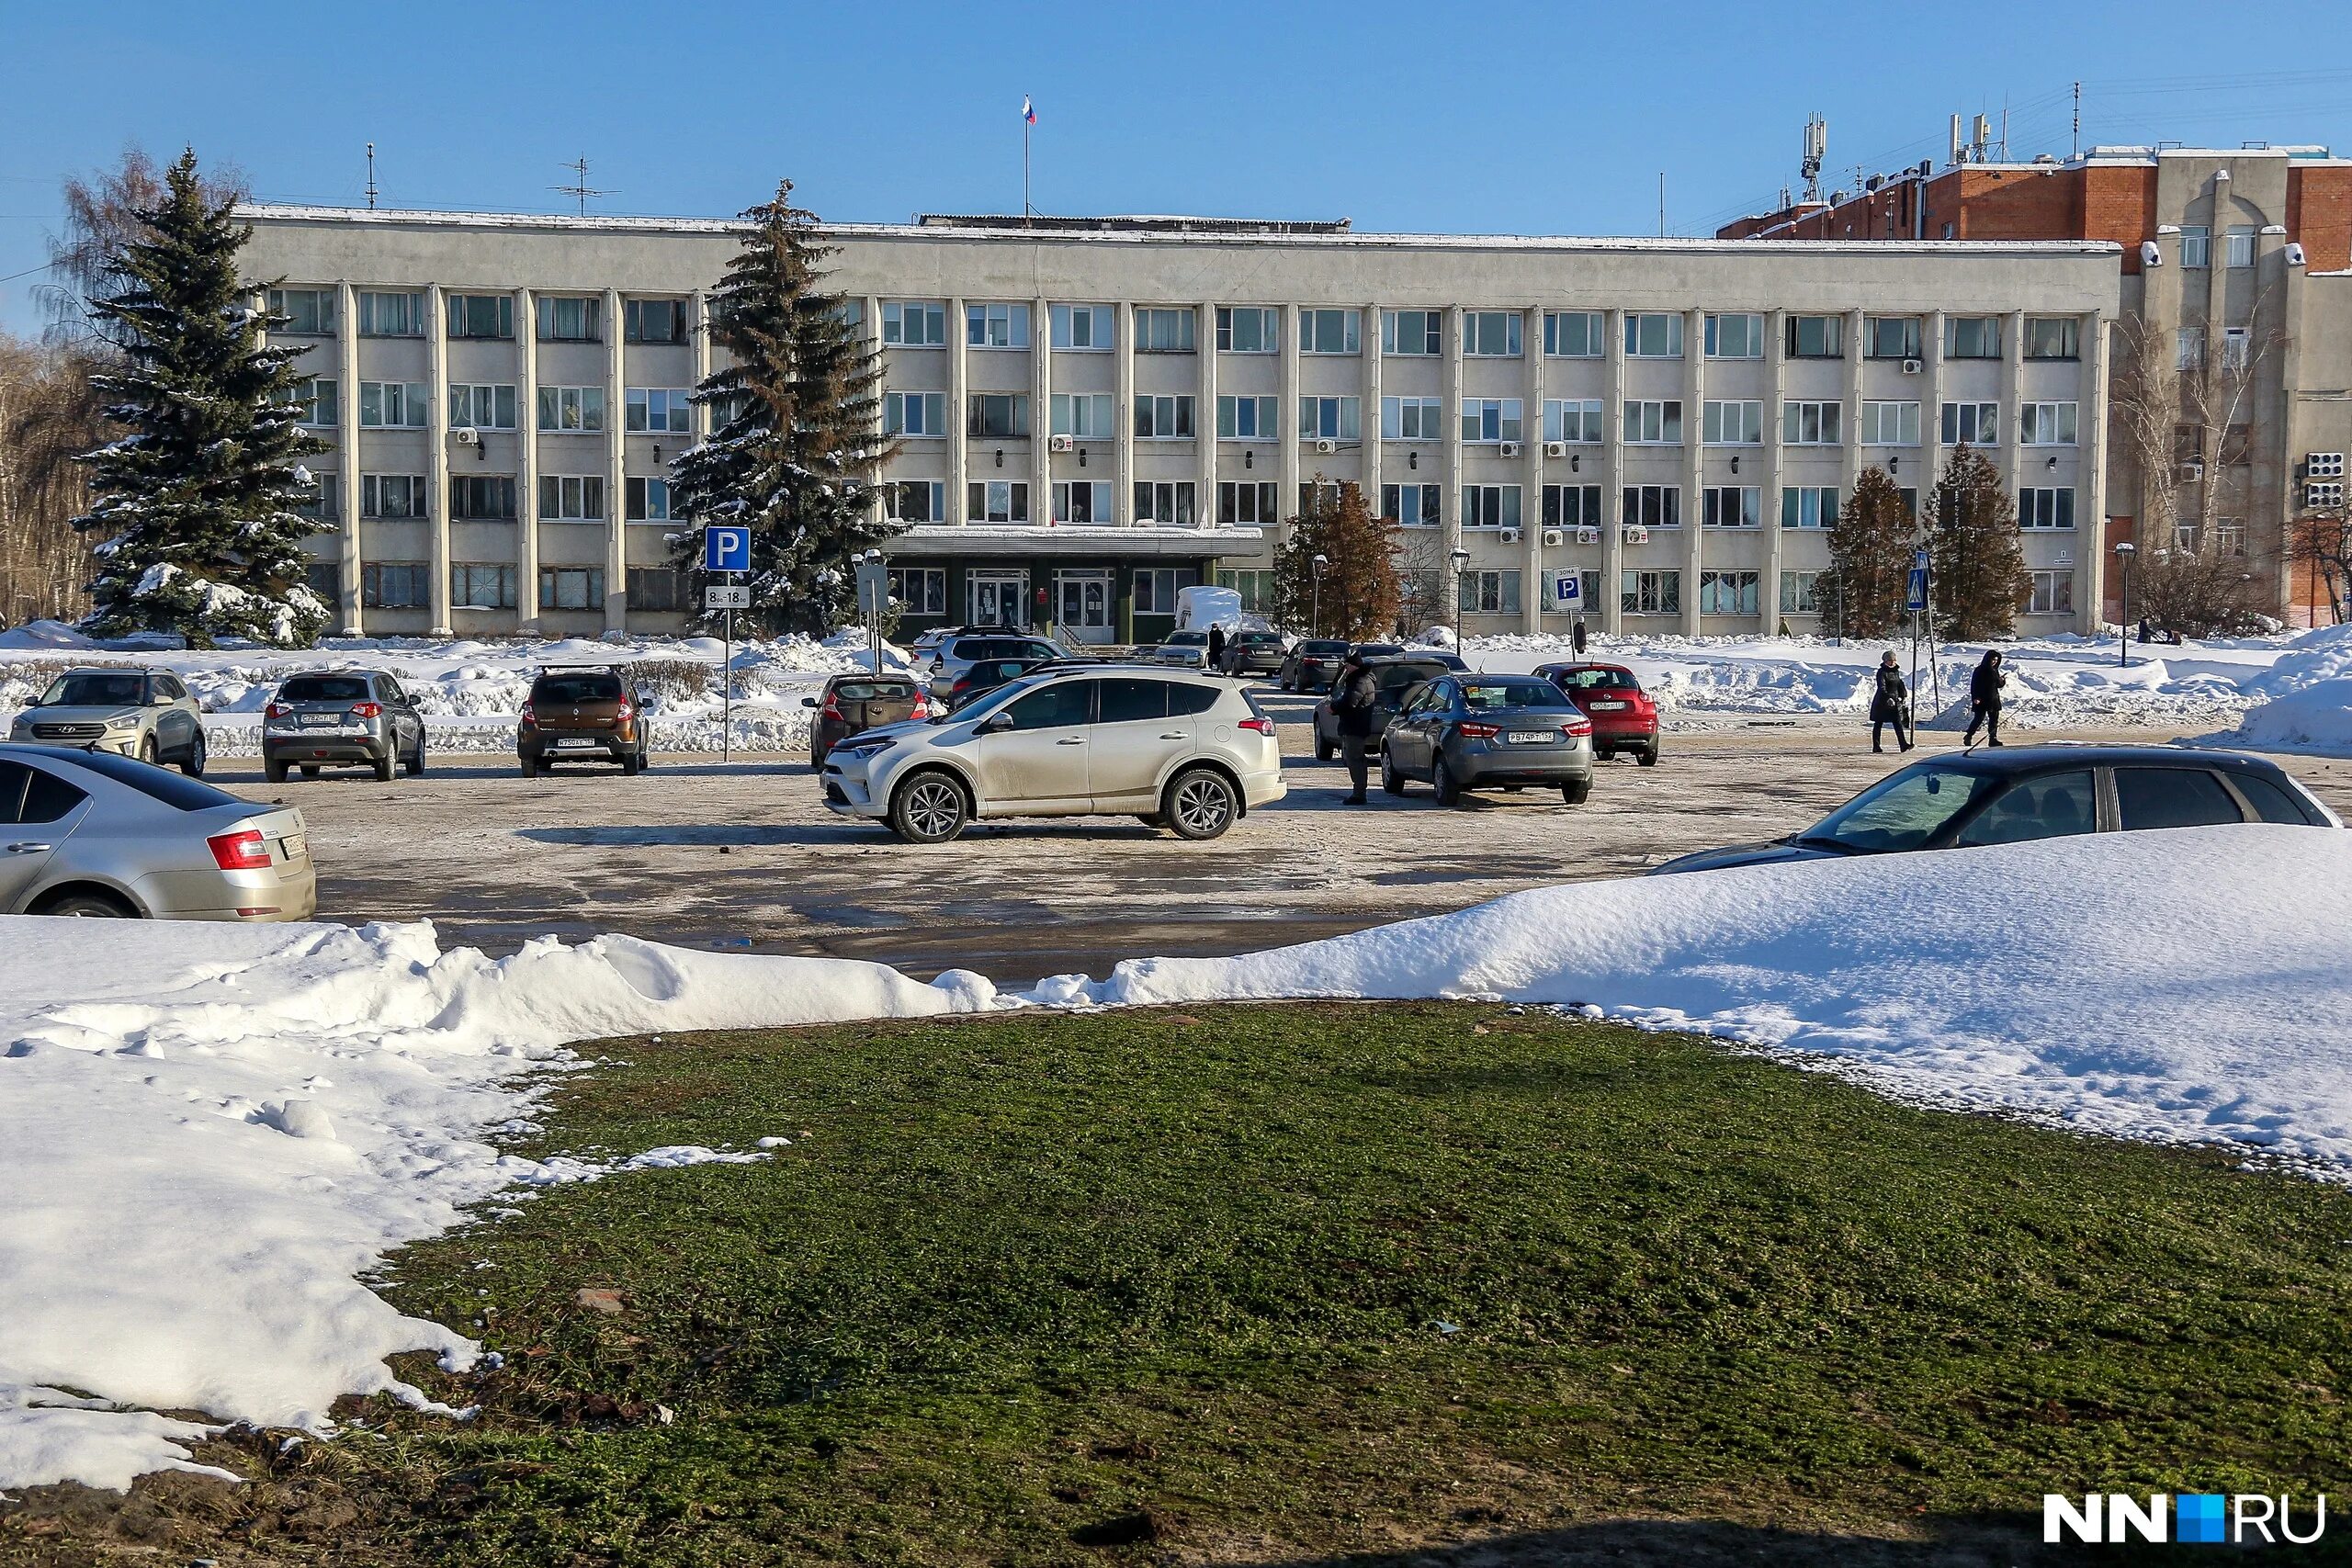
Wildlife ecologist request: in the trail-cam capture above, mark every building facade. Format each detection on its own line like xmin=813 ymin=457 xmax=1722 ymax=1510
xmin=1723 ymin=143 xmax=2352 ymax=626
xmin=238 ymin=206 xmax=2119 ymax=641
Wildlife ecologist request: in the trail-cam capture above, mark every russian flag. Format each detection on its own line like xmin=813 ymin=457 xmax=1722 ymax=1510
xmin=1023 ymin=96 xmax=1035 ymax=125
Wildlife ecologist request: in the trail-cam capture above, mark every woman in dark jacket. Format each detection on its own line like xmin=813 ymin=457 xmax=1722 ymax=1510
xmin=1962 ymin=649 xmax=2007 ymax=747
xmin=1869 ymin=650 xmax=1913 ymax=754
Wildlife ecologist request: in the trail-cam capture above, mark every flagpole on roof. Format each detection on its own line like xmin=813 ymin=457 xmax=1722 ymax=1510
xmin=1022 ymin=96 xmax=1033 ymax=224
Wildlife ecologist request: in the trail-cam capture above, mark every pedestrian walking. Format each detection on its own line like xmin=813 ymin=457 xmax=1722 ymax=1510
xmin=1207 ymin=622 xmax=1227 ymax=670
xmin=1571 ymin=617 xmax=1589 ymax=657
xmin=1962 ymin=649 xmax=2007 ymax=747
xmin=1869 ymin=650 xmax=1913 ymax=754
xmin=1328 ymin=655 xmax=1379 ymax=805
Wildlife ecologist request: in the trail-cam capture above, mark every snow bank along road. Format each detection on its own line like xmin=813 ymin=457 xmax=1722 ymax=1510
xmin=245 ymin=705 xmax=2352 ymax=984
xmin=4 ymin=823 xmax=2350 ymax=1495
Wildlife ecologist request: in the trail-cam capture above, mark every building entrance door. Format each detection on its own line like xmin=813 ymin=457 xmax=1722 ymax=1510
xmin=967 ymin=570 xmax=1029 ymax=629
xmin=1056 ymin=570 xmax=1115 ymax=645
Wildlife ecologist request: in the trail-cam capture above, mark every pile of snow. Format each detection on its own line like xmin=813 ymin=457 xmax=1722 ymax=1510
xmin=0 ymin=919 xmax=997 ymax=1491
xmin=9 ymin=825 xmax=2352 ymax=1494
xmin=2199 ymin=626 xmax=2352 ymax=756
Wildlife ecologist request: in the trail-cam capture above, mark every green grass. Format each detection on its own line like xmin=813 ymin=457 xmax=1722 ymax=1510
xmin=16 ymin=1003 xmax=2352 ymax=1565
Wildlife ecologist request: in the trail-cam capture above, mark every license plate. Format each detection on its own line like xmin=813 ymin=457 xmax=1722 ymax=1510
xmin=1589 ymin=700 xmax=1627 ymax=711
xmin=1508 ymin=730 xmax=1556 ymax=744
xmin=279 ymin=835 xmax=306 ymax=859
xmin=552 ymin=738 xmax=595 ymax=750
xmin=300 ymin=714 xmax=335 ymax=727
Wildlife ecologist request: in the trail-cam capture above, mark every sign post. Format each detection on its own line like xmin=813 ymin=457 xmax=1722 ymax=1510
xmin=855 ymin=558 xmax=889 ymax=674
xmin=1905 ymin=547 xmax=1933 ymax=718
xmin=704 ymin=526 xmax=752 ymax=761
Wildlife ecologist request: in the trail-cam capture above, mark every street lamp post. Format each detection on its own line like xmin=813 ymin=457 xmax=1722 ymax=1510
xmin=1448 ymin=547 xmax=1471 ymax=647
xmin=1310 ymin=553 xmax=1329 ymax=637
xmin=2113 ymin=541 xmax=2136 ymax=668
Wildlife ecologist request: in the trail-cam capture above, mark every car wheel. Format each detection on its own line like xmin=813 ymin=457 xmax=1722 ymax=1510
xmin=1562 ymin=777 xmax=1593 ymax=805
xmin=518 ymin=757 xmax=538 ymax=778
xmin=1164 ymin=767 xmax=1238 ymax=840
xmin=1637 ymin=745 xmax=1659 ymax=768
xmin=39 ymin=888 xmax=137 ymax=919
xmin=138 ymin=734 xmax=159 ymax=766
xmin=1380 ymin=749 xmax=1408 ymax=796
xmin=621 ymin=753 xmax=643 ymax=776
xmin=264 ymin=758 xmax=288 ymax=784
xmin=181 ymin=728 xmax=207 ymax=778
xmin=889 ymin=770 xmax=968 ymax=844
xmin=1314 ymin=734 xmax=1334 ymax=762
xmin=403 ymin=736 xmax=425 ymax=776
xmin=1431 ymin=757 xmax=1463 ymax=807
xmin=372 ymin=752 xmax=395 ymax=783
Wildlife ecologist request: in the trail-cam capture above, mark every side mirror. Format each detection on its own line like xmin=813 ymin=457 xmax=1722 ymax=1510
xmin=801 ymin=696 xmax=819 ymax=708
xmin=982 ymin=711 xmax=1016 ymax=733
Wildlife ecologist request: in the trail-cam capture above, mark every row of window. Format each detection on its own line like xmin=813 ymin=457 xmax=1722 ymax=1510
xmin=355 ymin=562 xmax=628 ymax=612
xmin=295 ymin=378 xmax=698 ymax=434
xmin=1383 ymin=566 xmax=2073 ymax=618
xmin=298 ymin=473 xmax=676 ymax=523
xmin=275 ymin=289 xmax=688 ymax=344
xmin=2176 ymin=224 xmax=2264 ymax=271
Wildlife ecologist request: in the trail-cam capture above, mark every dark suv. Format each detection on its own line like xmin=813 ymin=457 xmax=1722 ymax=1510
xmin=519 ymin=667 xmax=650 ymax=776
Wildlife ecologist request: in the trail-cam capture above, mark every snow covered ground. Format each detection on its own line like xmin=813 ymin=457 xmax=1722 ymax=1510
xmin=5 ymin=822 xmax=2350 ymax=1494
xmin=0 ymin=623 xmax=902 ymax=756
xmin=6 ymin=617 xmax=2350 ymax=753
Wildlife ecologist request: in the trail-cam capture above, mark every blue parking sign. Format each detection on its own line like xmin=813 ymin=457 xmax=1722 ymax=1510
xmin=703 ymin=525 xmax=752 ymax=573
xmin=1553 ymin=571 xmax=1581 ymax=604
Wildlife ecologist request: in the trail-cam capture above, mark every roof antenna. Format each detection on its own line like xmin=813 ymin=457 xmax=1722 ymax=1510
xmin=552 ymin=157 xmax=610 ymax=217
xmin=1801 ymin=115 xmax=1826 ymax=204
xmin=364 ymin=142 xmax=378 ymax=210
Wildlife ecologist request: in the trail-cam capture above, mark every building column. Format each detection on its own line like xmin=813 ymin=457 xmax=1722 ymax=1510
xmin=1681 ymin=308 xmax=1706 ymax=635
xmin=516 ymin=288 xmax=540 ymax=632
xmin=1442 ymin=306 xmax=1464 ymax=617
xmin=336 ymin=281 xmax=363 ymax=636
xmin=425 ymin=283 xmax=453 ymax=636
xmin=2079 ymin=310 xmax=2112 ymax=635
xmin=603 ymin=288 xmax=627 ymax=633
xmin=2001 ymin=309 xmax=2026 ymax=494
xmin=1360 ymin=299 xmax=1383 ymax=519
xmin=1278 ymin=302 xmax=1302 ymax=553
xmin=2276 ymin=252 xmax=2308 ymax=622
xmin=865 ymin=293 xmax=885 ymax=529
xmin=1923 ymin=309 xmax=1947 ymax=534
xmin=1198 ymin=299 xmax=1217 ymax=531
xmin=1601 ymin=309 xmax=1627 ymax=633
xmin=948 ymin=296 xmax=970 ymax=525
xmin=1521 ymin=310 xmax=1544 ymax=632
xmin=1032 ymin=295 xmax=1053 ymax=525
xmin=1762 ymin=310 xmax=1788 ymax=631
xmin=1113 ymin=301 xmax=1133 ymax=524
xmin=1840 ymin=307 xmax=1866 ymax=538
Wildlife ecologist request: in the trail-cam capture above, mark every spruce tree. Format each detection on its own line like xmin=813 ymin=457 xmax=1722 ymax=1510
xmin=1929 ymin=445 xmax=2031 ymax=640
xmin=1271 ymin=479 xmax=1399 ymax=638
xmin=1816 ymin=466 xmax=1915 ymax=638
xmin=73 ymin=150 xmax=329 ymax=648
xmin=670 ymin=179 xmax=896 ymax=637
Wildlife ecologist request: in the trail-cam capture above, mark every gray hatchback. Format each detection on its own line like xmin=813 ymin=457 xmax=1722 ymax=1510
xmin=262 ymin=671 xmax=425 ymax=783
xmin=1379 ymin=674 xmax=1597 ymax=806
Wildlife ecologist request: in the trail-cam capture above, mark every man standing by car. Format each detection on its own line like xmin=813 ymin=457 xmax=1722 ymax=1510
xmin=1962 ymin=649 xmax=2007 ymax=748
xmin=1207 ymin=622 xmax=1227 ymax=671
xmin=1869 ymin=650 xmax=1913 ymax=754
xmin=1328 ymin=655 xmax=1379 ymax=806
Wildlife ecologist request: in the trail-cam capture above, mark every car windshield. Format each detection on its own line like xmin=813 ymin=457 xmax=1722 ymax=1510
xmin=1353 ymin=645 xmax=1403 ymax=659
xmin=943 ymin=673 xmax=1050 ymax=722
xmin=1302 ymin=640 xmax=1350 ymax=656
xmin=40 ymin=671 xmax=147 ymax=707
xmin=1798 ymin=763 xmax=2004 ymax=853
xmin=1167 ymin=632 xmax=1208 ymax=646
xmin=1461 ymin=680 xmax=1572 ymax=710
xmin=1238 ymin=632 xmax=1283 ymax=645
xmin=835 ymin=680 xmax=915 ymax=701
xmin=1374 ymin=663 xmax=1447 ymax=693
xmin=55 ymin=747 xmax=246 ymax=811
xmin=1555 ymin=667 xmax=1638 ymax=692
xmin=536 ymin=674 xmax=623 ymax=703
xmin=279 ymin=675 xmax=373 ymax=703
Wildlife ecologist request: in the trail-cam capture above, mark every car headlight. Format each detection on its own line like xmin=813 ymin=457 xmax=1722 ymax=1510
xmin=106 ymin=715 xmax=141 ymax=730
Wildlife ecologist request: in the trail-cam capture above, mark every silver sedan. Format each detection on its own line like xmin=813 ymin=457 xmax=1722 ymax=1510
xmin=0 ymin=743 xmax=315 ymax=920
xmin=1380 ymin=675 xmax=1597 ymax=806
xmin=8 ymin=666 xmax=210 ymax=775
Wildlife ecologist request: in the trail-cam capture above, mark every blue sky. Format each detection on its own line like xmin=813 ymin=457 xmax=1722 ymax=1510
xmin=7 ymin=0 xmax=2352 ymax=334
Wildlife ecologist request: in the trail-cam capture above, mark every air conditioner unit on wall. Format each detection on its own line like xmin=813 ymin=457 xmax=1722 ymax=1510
xmin=1047 ymin=434 xmax=1075 ymax=453
xmin=452 ymin=426 xmax=481 ymax=447
xmin=1314 ymin=438 xmax=1337 ymax=454
xmin=1543 ymin=441 xmax=1569 ymax=458
xmin=1902 ymin=358 xmax=1923 ymax=376
xmin=1499 ymin=526 xmax=1522 ymax=544
xmin=2308 ymin=480 xmax=2346 ymax=509
xmin=2308 ymin=452 xmax=2346 ymax=479
xmin=1623 ymin=525 xmax=1650 ymax=544
xmin=2179 ymin=460 xmax=2204 ymax=482
xmin=1542 ymin=528 xmax=1565 ymax=547
xmin=1498 ymin=440 xmax=1522 ymax=458
xmin=1577 ymin=526 xmax=1600 ymax=545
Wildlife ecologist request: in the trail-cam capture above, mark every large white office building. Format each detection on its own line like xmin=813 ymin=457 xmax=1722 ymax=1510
xmin=237 ymin=205 xmax=2120 ymax=642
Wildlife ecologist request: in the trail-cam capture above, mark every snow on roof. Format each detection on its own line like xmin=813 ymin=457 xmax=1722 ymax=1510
xmin=234 ymin=203 xmax=2120 ymax=257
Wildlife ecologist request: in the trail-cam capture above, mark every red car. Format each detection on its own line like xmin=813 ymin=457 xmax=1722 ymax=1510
xmin=1533 ymin=662 xmax=1659 ymax=765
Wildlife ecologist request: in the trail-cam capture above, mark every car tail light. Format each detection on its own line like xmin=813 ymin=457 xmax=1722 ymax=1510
xmin=1563 ymin=716 xmax=1594 ymax=737
xmin=208 ymin=828 xmax=271 ymax=871
xmin=821 ymin=696 xmax=844 ymax=721
xmin=519 ymin=700 xmax=535 ymax=725
xmin=1238 ymin=716 xmax=1274 ymax=735
xmin=265 ymin=701 xmax=288 ymax=719
xmin=616 ymin=699 xmax=635 ymax=722
xmin=349 ymin=702 xmax=382 ymax=719
xmin=1457 ymin=721 xmax=1500 ymax=739
xmin=910 ymin=694 xmax=930 ymax=717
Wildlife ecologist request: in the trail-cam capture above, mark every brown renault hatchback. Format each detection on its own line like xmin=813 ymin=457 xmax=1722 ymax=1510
xmin=804 ymin=674 xmax=928 ymax=768
xmin=518 ymin=666 xmax=651 ymax=775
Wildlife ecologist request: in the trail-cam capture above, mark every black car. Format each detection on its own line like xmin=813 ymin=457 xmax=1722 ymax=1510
xmin=1278 ymin=638 xmax=1353 ymax=692
xmin=1217 ymin=630 xmax=1290 ymax=678
xmin=1310 ymin=657 xmax=1456 ymax=759
xmin=1650 ymin=746 xmax=2339 ymax=875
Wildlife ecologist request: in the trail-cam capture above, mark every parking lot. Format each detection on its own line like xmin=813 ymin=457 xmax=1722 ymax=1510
xmin=199 ymin=684 xmax=2352 ymax=984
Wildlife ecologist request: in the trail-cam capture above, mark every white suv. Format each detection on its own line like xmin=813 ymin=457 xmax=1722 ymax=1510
xmin=820 ymin=667 xmax=1284 ymax=843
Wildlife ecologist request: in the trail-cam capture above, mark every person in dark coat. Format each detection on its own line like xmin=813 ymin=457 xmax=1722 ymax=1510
xmin=1962 ymin=649 xmax=2007 ymax=747
xmin=1869 ymin=650 xmax=1913 ymax=754
xmin=1571 ymin=617 xmax=1589 ymax=656
xmin=1207 ymin=622 xmax=1227 ymax=670
xmin=1328 ymin=656 xmax=1380 ymax=805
